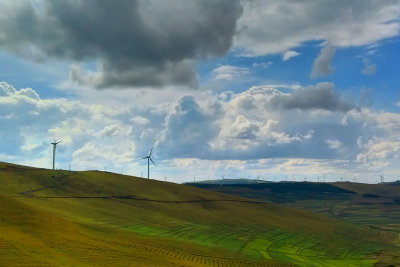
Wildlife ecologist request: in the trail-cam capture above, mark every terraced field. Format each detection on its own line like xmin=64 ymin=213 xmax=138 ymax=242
xmin=1 ymin=162 xmax=399 ymax=266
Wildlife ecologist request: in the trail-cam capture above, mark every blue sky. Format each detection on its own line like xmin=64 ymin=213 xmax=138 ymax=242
xmin=1 ymin=0 xmax=400 ymax=183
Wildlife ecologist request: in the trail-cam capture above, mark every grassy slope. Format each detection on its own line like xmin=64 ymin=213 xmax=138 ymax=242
xmin=0 ymin=163 xmax=399 ymax=266
xmin=188 ymin=181 xmax=400 ymax=231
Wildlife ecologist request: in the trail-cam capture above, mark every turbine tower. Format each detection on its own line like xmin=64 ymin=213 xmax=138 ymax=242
xmin=142 ymin=147 xmax=156 ymax=179
xmin=51 ymin=135 xmax=61 ymax=170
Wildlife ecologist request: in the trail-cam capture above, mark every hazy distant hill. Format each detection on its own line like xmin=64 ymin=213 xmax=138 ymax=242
xmin=1 ymin=162 xmax=399 ymax=266
xmin=189 ymin=178 xmax=270 ymax=185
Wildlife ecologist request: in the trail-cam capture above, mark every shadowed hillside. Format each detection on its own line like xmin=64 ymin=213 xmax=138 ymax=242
xmin=188 ymin=181 xmax=400 ymax=234
xmin=1 ymin=162 xmax=399 ymax=266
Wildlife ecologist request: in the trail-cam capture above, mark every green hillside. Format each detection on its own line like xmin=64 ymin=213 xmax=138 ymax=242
xmin=189 ymin=181 xmax=400 ymax=237
xmin=0 ymin=162 xmax=399 ymax=266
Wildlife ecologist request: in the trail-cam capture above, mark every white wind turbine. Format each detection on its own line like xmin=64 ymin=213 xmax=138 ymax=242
xmin=51 ymin=135 xmax=61 ymax=170
xmin=142 ymin=147 xmax=156 ymax=179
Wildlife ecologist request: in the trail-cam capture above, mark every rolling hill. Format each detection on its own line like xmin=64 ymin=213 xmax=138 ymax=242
xmin=1 ymin=162 xmax=399 ymax=266
xmin=188 ymin=181 xmax=400 ymax=234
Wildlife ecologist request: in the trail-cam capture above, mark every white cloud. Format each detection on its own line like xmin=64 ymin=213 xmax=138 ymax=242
xmin=361 ymin=58 xmax=377 ymax=75
xmin=326 ymin=139 xmax=342 ymax=150
xmin=235 ymin=0 xmax=400 ymax=56
xmin=0 ymin=81 xmax=17 ymax=96
xmin=212 ymin=65 xmax=250 ymax=81
xmin=96 ymin=124 xmax=129 ymax=138
xmin=282 ymin=50 xmax=300 ymax=61
xmin=252 ymin=62 xmax=273 ymax=68
xmin=357 ymin=140 xmax=400 ymax=162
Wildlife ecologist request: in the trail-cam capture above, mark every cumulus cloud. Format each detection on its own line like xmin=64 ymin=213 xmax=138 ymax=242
xmin=361 ymin=58 xmax=377 ymax=75
xmin=212 ymin=65 xmax=250 ymax=81
xmin=282 ymin=50 xmax=300 ymax=61
xmin=235 ymin=0 xmax=400 ymax=56
xmin=208 ymin=84 xmax=361 ymax=160
xmin=156 ymin=96 xmax=222 ymax=158
xmin=0 ymin=0 xmax=242 ymax=88
xmin=310 ymin=44 xmax=336 ymax=78
xmin=0 ymin=81 xmax=137 ymax=171
xmin=0 ymin=82 xmax=17 ymax=96
xmin=2 ymin=81 xmax=400 ymax=182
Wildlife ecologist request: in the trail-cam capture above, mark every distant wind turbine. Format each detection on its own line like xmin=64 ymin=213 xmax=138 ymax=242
xmin=379 ymin=174 xmax=384 ymax=184
xmin=142 ymin=147 xmax=156 ymax=179
xmin=51 ymin=135 xmax=61 ymax=170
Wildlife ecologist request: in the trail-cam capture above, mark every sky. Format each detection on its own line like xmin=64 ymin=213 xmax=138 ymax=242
xmin=1 ymin=0 xmax=400 ymax=183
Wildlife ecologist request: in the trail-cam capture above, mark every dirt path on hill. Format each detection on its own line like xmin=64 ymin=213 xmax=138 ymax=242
xmin=12 ymin=194 xmax=268 ymax=204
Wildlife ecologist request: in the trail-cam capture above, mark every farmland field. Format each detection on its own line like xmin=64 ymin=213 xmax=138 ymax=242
xmin=1 ymin=162 xmax=400 ymax=266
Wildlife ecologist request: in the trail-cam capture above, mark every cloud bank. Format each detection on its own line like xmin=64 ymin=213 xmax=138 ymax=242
xmin=0 ymin=1 xmax=399 ymax=88
xmin=2 ymin=81 xmax=400 ymax=181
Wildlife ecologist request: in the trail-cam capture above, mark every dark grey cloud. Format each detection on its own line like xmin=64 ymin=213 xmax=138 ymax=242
xmin=270 ymin=82 xmax=353 ymax=111
xmin=310 ymin=44 xmax=336 ymax=78
xmin=0 ymin=0 xmax=242 ymax=88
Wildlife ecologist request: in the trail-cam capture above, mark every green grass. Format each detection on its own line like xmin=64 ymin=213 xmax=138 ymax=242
xmin=190 ymin=181 xmax=400 ymax=234
xmin=0 ymin=162 xmax=399 ymax=266
xmin=125 ymin=223 xmax=382 ymax=266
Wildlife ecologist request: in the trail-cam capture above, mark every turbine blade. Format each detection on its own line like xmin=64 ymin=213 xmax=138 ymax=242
xmin=142 ymin=157 xmax=148 ymax=159
xmin=149 ymin=147 xmax=154 ymax=157
xmin=150 ymin=157 xmax=157 ymax=166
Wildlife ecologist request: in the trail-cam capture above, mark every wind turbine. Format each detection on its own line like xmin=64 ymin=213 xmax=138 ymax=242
xmin=379 ymin=174 xmax=384 ymax=184
xmin=51 ymin=135 xmax=61 ymax=170
xmin=142 ymin=147 xmax=156 ymax=179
